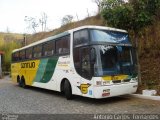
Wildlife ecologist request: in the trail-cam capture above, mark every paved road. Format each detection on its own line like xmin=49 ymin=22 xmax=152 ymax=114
xmin=0 ymin=76 xmax=160 ymax=119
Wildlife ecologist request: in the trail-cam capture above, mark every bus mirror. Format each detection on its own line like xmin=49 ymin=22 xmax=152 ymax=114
xmin=91 ymin=48 xmax=96 ymax=63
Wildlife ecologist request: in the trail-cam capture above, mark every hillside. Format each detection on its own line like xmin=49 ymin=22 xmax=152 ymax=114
xmin=0 ymin=32 xmax=24 ymax=71
xmin=0 ymin=32 xmax=23 ymax=41
xmin=26 ymin=15 xmax=105 ymax=44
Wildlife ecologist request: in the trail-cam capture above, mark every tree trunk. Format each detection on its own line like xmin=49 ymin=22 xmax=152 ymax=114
xmin=135 ymin=32 xmax=142 ymax=85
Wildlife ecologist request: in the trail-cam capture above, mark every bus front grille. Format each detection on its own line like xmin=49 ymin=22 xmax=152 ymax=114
xmin=123 ymin=79 xmax=130 ymax=82
xmin=112 ymin=80 xmax=121 ymax=83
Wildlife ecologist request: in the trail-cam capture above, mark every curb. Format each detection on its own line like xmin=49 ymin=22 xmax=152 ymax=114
xmin=128 ymin=94 xmax=160 ymax=101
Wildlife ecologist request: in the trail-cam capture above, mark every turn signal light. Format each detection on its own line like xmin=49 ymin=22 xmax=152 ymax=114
xmin=102 ymin=92 xmax=110 ymax=97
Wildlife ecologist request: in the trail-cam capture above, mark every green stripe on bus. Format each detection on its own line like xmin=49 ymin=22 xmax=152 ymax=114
xmin=33 ymin=59 xmax=48 ymax=83
xmin=40 ymin=57 xmax=58 ymax=83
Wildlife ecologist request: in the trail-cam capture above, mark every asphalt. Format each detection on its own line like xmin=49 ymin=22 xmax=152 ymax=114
xmin=0 ymin=76 xmax=160 ymax=120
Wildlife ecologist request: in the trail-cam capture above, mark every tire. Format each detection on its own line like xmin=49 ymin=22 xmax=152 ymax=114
xmin=20 ymin=76 xmax=26 ymax=88
xmin=17 ymin=76 xmax=21 ymax=87
xmin=64 ymin=80 xmax=72 ymax=100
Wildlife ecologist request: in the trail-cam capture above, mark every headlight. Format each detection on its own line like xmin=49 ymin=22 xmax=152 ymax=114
xmin=132 ymin=77 xmax=138 ymax=81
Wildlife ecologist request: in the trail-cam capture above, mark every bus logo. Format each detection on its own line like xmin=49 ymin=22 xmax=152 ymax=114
xmin=78 ymin=84 xmax=91 ymax=94
xmin=21 ymin=62 xmax=35 ymax=68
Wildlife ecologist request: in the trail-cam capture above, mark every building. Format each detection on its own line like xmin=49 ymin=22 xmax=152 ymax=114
xmin=0 ymin=51 xmax=4 ymax=78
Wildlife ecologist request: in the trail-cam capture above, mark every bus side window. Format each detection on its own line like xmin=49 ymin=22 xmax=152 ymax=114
xmin=19 ymin=50 xmax=25 ymax=61
xmin=73 ymin=47 xmax=81 ymax=74
xmin=73 ymin=29 xmax=89 ymax=46
xmin=12 ymin=52 xmax=19 ymax=62
xmin=56 ymin=35 xmax=70 ymax=55
xmin=26 ymin=47 xmax=33 ymax=59
xmin=81 ymin=47 xmax=91 ymax=80
xmin=43 ymin=41 xmax=55 ymax=56
xmin=33 ymin=45 xmax=42 ymax=58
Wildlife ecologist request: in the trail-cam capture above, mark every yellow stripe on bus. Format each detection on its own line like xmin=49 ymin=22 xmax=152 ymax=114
xmin=11 ymin=60 xmax=40 ymax=85
xmin=102 ymin=75 xmax=128 ymax=81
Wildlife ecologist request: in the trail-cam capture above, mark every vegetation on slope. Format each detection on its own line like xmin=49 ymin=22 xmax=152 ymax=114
xmin=0 ymin=33 xmax=22 ymax=71
xmin=26 ymin=15 xmax=105 ymax=45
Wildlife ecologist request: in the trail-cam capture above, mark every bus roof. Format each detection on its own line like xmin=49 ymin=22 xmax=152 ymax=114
xmin=12 ymin=25 xmax=128 ymax=53
xmin=71 ymin=25 xmax=127 ymax=33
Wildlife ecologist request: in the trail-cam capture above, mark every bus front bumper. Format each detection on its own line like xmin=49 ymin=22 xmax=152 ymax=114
xmin=93 ymin=82 xmax=138 ymax=99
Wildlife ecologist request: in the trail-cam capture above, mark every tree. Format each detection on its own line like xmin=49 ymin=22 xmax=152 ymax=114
xmin=61 ymin=15 xmax=73 ymax=26
xmin=101 ymin=0 xmax=125 ymax=10
xmin=24 ymin=16 xmax=39 ymax=33
xmin=0 ymin=39 xmax=20 ymax=72
xmin=92 ymin=0 xmax=103 ymax=13
xmin=39 ymin=12 xmax=48 ymax=31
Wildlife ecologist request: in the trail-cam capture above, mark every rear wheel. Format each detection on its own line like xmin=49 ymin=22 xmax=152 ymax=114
xmin=64 ymin=80 xmax=72 ymax=100
xmin=17 ymin=76 xmax=21 ymax=87
xmin=20 ymin=76 xmax=26 ymax=88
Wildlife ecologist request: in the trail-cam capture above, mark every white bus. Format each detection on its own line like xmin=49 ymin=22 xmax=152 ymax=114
xmin=11 ymin=26 xmax=138 ymax=99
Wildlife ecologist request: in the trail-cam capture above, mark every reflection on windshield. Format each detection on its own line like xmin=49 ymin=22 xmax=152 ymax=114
xmin=98 ymin=45 xmax=137 ymax=76
xmin=90 ymin=30 xmax=130 ymax=44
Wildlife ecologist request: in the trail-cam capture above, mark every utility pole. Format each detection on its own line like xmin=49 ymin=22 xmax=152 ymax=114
xmin=23 ymin=34 xmax=27 ymax=46
xmin=76 ymin=13 xmax=79 ymax=21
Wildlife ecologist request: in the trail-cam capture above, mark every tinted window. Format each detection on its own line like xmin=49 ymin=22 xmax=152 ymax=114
xmin=56 ymin=35 xmax=70 ymax=54
xmin=43 ymin=41 xmax=55 ymax=56
xmin=73 ymin=47 xmax=92 ymax=80
xmin=33 ymin=45 xmax=42 ymax=58
xmin=81 ymin=48 xmax=91 ymax=79
xmin=19 ymin=50 xmax=25 ymax=60
xmin=90 ymin=30 xmax=130 ymax=44
xmin=26 ymin=47 xmax=32 ymax=59
xmin=73 ymin=29 xmax=89 ymax=46
xmin=73 ymin=47 xmax=81 ymax=74
xmin=12 ymin=52 xmax=19 ymax=62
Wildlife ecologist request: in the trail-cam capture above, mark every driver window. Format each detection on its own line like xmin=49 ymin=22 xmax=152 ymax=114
xmin=81 ymin=48 xmax=91 ymax=80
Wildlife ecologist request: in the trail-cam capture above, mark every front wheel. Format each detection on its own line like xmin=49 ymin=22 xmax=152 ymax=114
xmin=64 ymin=80 xmax=72 ymax=100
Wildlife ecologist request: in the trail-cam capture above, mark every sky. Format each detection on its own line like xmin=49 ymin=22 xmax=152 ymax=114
xmin=0 ymin=0 xmax=98 ymax=33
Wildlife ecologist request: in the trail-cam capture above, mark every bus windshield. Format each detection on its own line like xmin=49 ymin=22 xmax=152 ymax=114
xmin=90 ymin=29 xmax=130 ymax=44
xmin=96 ymin=45 xmax=137 ymax=76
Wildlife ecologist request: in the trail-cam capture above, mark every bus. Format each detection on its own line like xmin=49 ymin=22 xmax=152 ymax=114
xmin=11 ymin=26 xmax=138 ymax=99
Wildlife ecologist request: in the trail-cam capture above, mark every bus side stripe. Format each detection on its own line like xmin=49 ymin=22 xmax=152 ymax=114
xmin=33 ymin=59 xmax=48 ymax=83
xmin=40 ymin=57 xmax=58 ymax=83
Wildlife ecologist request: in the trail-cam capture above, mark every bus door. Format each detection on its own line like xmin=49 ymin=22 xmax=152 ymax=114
xmin=79 ymin=47 xmax=96 ymax=95
xmin=73 ymin=47 xmax=96 ymax=95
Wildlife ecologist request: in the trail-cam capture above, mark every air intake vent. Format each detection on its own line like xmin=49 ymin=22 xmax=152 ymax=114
xmin=112 ymin=80 xmax=121 ymax=83
xmin=123 ymin=79 xmax=130 ymax=82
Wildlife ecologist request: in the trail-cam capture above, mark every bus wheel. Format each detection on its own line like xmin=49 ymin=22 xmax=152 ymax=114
xmin=17 ymin=76 xmax=21 ymax=87
xmin=64 ymin=80 xmax=72 ymax=100
xmin=20 ymin=76 xmax=26 ymax=88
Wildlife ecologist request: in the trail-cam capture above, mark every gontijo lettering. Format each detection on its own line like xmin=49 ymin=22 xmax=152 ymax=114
xmin=21 ymin=62 xmax=35 ymax=68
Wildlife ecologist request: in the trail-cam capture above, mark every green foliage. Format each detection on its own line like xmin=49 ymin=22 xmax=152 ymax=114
xmin=101 ymin=0 xmax=125 ymax=9
xmin=101 ymin=0 xmax=160 ymax=32
xmin=0 ymin=34 xmax=21 ymax=71
xmin=61 ymin=15 xmax=73 ymax=26
xmin=1 ymin=41 xmax=20 ymax=71
xmin=130 ymin=0 xmax=160 ymax=16
xmin=102 ymin=4 xmax=133 ymax=30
